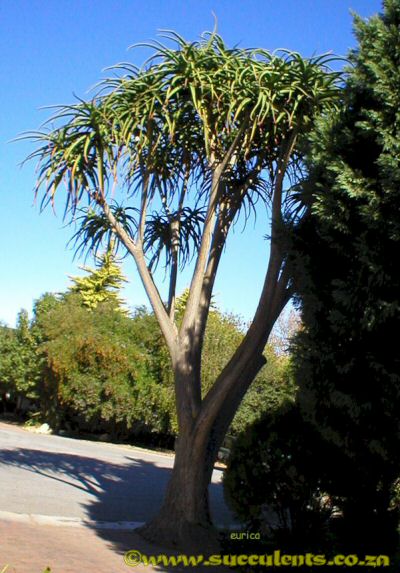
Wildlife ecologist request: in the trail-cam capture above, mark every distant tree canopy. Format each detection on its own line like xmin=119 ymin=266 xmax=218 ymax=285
xmin=33 ymin=293 xmax=175 ymax=439
xmin=289 ymin=0 xmax=400 ymax=548
xmin=68 ymin=244 xmax=128 ymax=311
xmin=0 ymin=311 xmax=40 ymax=404
xmin=1 ymin=283 xmax=292 ymax=444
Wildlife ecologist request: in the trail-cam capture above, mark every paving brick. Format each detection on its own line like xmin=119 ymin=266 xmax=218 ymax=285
xmin=0 ymin=520 xmax=148 ymax=573
xmin=0 ymin=519 xmax=233 ymax=573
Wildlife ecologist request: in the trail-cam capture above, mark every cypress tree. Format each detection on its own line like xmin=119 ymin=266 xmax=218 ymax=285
xmin=292 ymin=0 xmax=400 ymax=550
xmin=68 ymin=246 xmax=128 ymax=312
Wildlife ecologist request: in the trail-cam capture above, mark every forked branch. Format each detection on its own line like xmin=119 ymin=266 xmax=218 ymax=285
xmin=101 ymin=200 xmax=178 ymax=353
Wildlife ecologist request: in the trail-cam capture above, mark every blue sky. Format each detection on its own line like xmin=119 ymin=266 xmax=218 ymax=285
xmin=0 ymin=0 xmax=382 ymax=326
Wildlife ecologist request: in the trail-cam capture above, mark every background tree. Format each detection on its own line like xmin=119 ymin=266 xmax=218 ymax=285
xmin=68 ymin=243 xmax=128 ymax=311
xmin=0 ymin=311 xmax=40 ymax=411
xmin=2 ymin=283 xmax=286 ymax=444
xmin=290 ymin=0 xmax=400 ymax=551
xmin=30 ymin=292 xmax=176 ymax=439
xmin=229 ymin=345 xmax=296 ymax=437
xmin=25 ymin=32 xmax=340 ymax=548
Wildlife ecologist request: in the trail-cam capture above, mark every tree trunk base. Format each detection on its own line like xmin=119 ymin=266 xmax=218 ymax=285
xmin=137 ymin=514 xmax=221 ymax=553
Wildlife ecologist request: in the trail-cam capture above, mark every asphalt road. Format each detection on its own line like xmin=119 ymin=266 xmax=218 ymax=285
xmin=0 ymin=422 xmax=234 ymax=528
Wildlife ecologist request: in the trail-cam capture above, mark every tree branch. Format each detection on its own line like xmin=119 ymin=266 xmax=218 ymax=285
xmin=181 ymin=118 xmax=249 ymax=335
xmin=100 ymin=200 xmax=178 ymax=354
xmin=194 ymin=246 xmax=289 ymax=437
xmin=167 ymin=163 xmax=190 ymax=319
xmin=137 ymin=164 xmax=151 ymax=247
xmin=188 ymin=150 xmax=270 ymax=361
xmin=194 ymin=133 xmax=298 ymax=436
xmin=167 ymin=217 xmax=180 ymax=319
xmin=271 ymin=130 xmax=298 ymax=240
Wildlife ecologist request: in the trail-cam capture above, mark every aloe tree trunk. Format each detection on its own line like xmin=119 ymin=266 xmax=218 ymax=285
xmin=138 ymin=255 xmax=290 ymax=550
xmin=138 ymin=367 xmax=264 ymax=551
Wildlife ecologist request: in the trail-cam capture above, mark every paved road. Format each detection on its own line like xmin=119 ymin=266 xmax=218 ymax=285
xmin=0 ymin=421 xmax=234 ymax=528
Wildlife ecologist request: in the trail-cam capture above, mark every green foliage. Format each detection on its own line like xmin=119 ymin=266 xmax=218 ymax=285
xmin=230 ymin=349 xmax=296 ymax=437
xmin=24 ymin=32 xmax=341 ymax=275
xmin=0 ymin=311 xmax=40 ymax=402
xmin=175 ymin=291 xmax=296 ymax=436
xmin=224 ymin=403 xmax=332 ymax=549
xmin=0 ymin=325 xmax=20 ymax=395
xmin=201 ymin=310 xmax=243 ymax=396
xmin=68 ymin=246 xmax=128 ymax=311
xmin=289 ymin=0 xmax=400 ymax=550
xmin=33 ymin=294 xmax=173 ymax=439
xmin=223 ymin=3 xmax=400 ymax=556
xmin=4 ymin=284 xmax=292 ymax=443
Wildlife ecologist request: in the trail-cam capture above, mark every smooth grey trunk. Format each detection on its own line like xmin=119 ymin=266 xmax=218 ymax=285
xmin=138 ymin=429 xmax=214 ymax=549
xmin=138 ymin=311 xmax=282 ymax=552
xmin=138 ymin=359 xmax=215 ymax=551
xmin=101 ymin=124 xmax=296 ymax=551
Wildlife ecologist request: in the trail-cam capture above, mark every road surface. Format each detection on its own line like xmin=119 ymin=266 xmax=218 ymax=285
xmin=0 ymin=421 xmax=234 ymax=528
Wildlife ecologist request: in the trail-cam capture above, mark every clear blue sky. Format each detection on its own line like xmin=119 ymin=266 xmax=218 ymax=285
xmin=0 ymin=0 xmax=382 ymax=326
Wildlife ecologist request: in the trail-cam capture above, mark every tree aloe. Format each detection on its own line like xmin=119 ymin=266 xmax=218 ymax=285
xmin=24 ymin=31 xmax=341 ymax=549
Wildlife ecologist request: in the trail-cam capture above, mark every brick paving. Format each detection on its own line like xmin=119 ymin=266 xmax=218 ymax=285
xmin=0 ymin=520 xmax=153 ymax=573
xmin=0 ymin=519 xmax=232 ymax=573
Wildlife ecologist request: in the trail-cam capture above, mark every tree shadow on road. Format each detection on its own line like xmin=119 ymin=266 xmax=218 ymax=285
xmin=0 ymin=446 xmax=234 ymax=571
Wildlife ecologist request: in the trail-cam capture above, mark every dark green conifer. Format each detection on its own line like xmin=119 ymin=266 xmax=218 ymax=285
xmin=292 ymin=0 xmax=400 ymax=550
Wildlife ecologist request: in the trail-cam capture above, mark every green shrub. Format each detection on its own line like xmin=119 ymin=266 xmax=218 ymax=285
xmin=34 ymin=294 xmax=175 ymax=441
xmin=230 ymin=348 xmax=296 ymax=437
xmin=0 ymin=311 xmax=40 ymax=408
xmin=223 ymin=402 xmax=333 ymax=549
